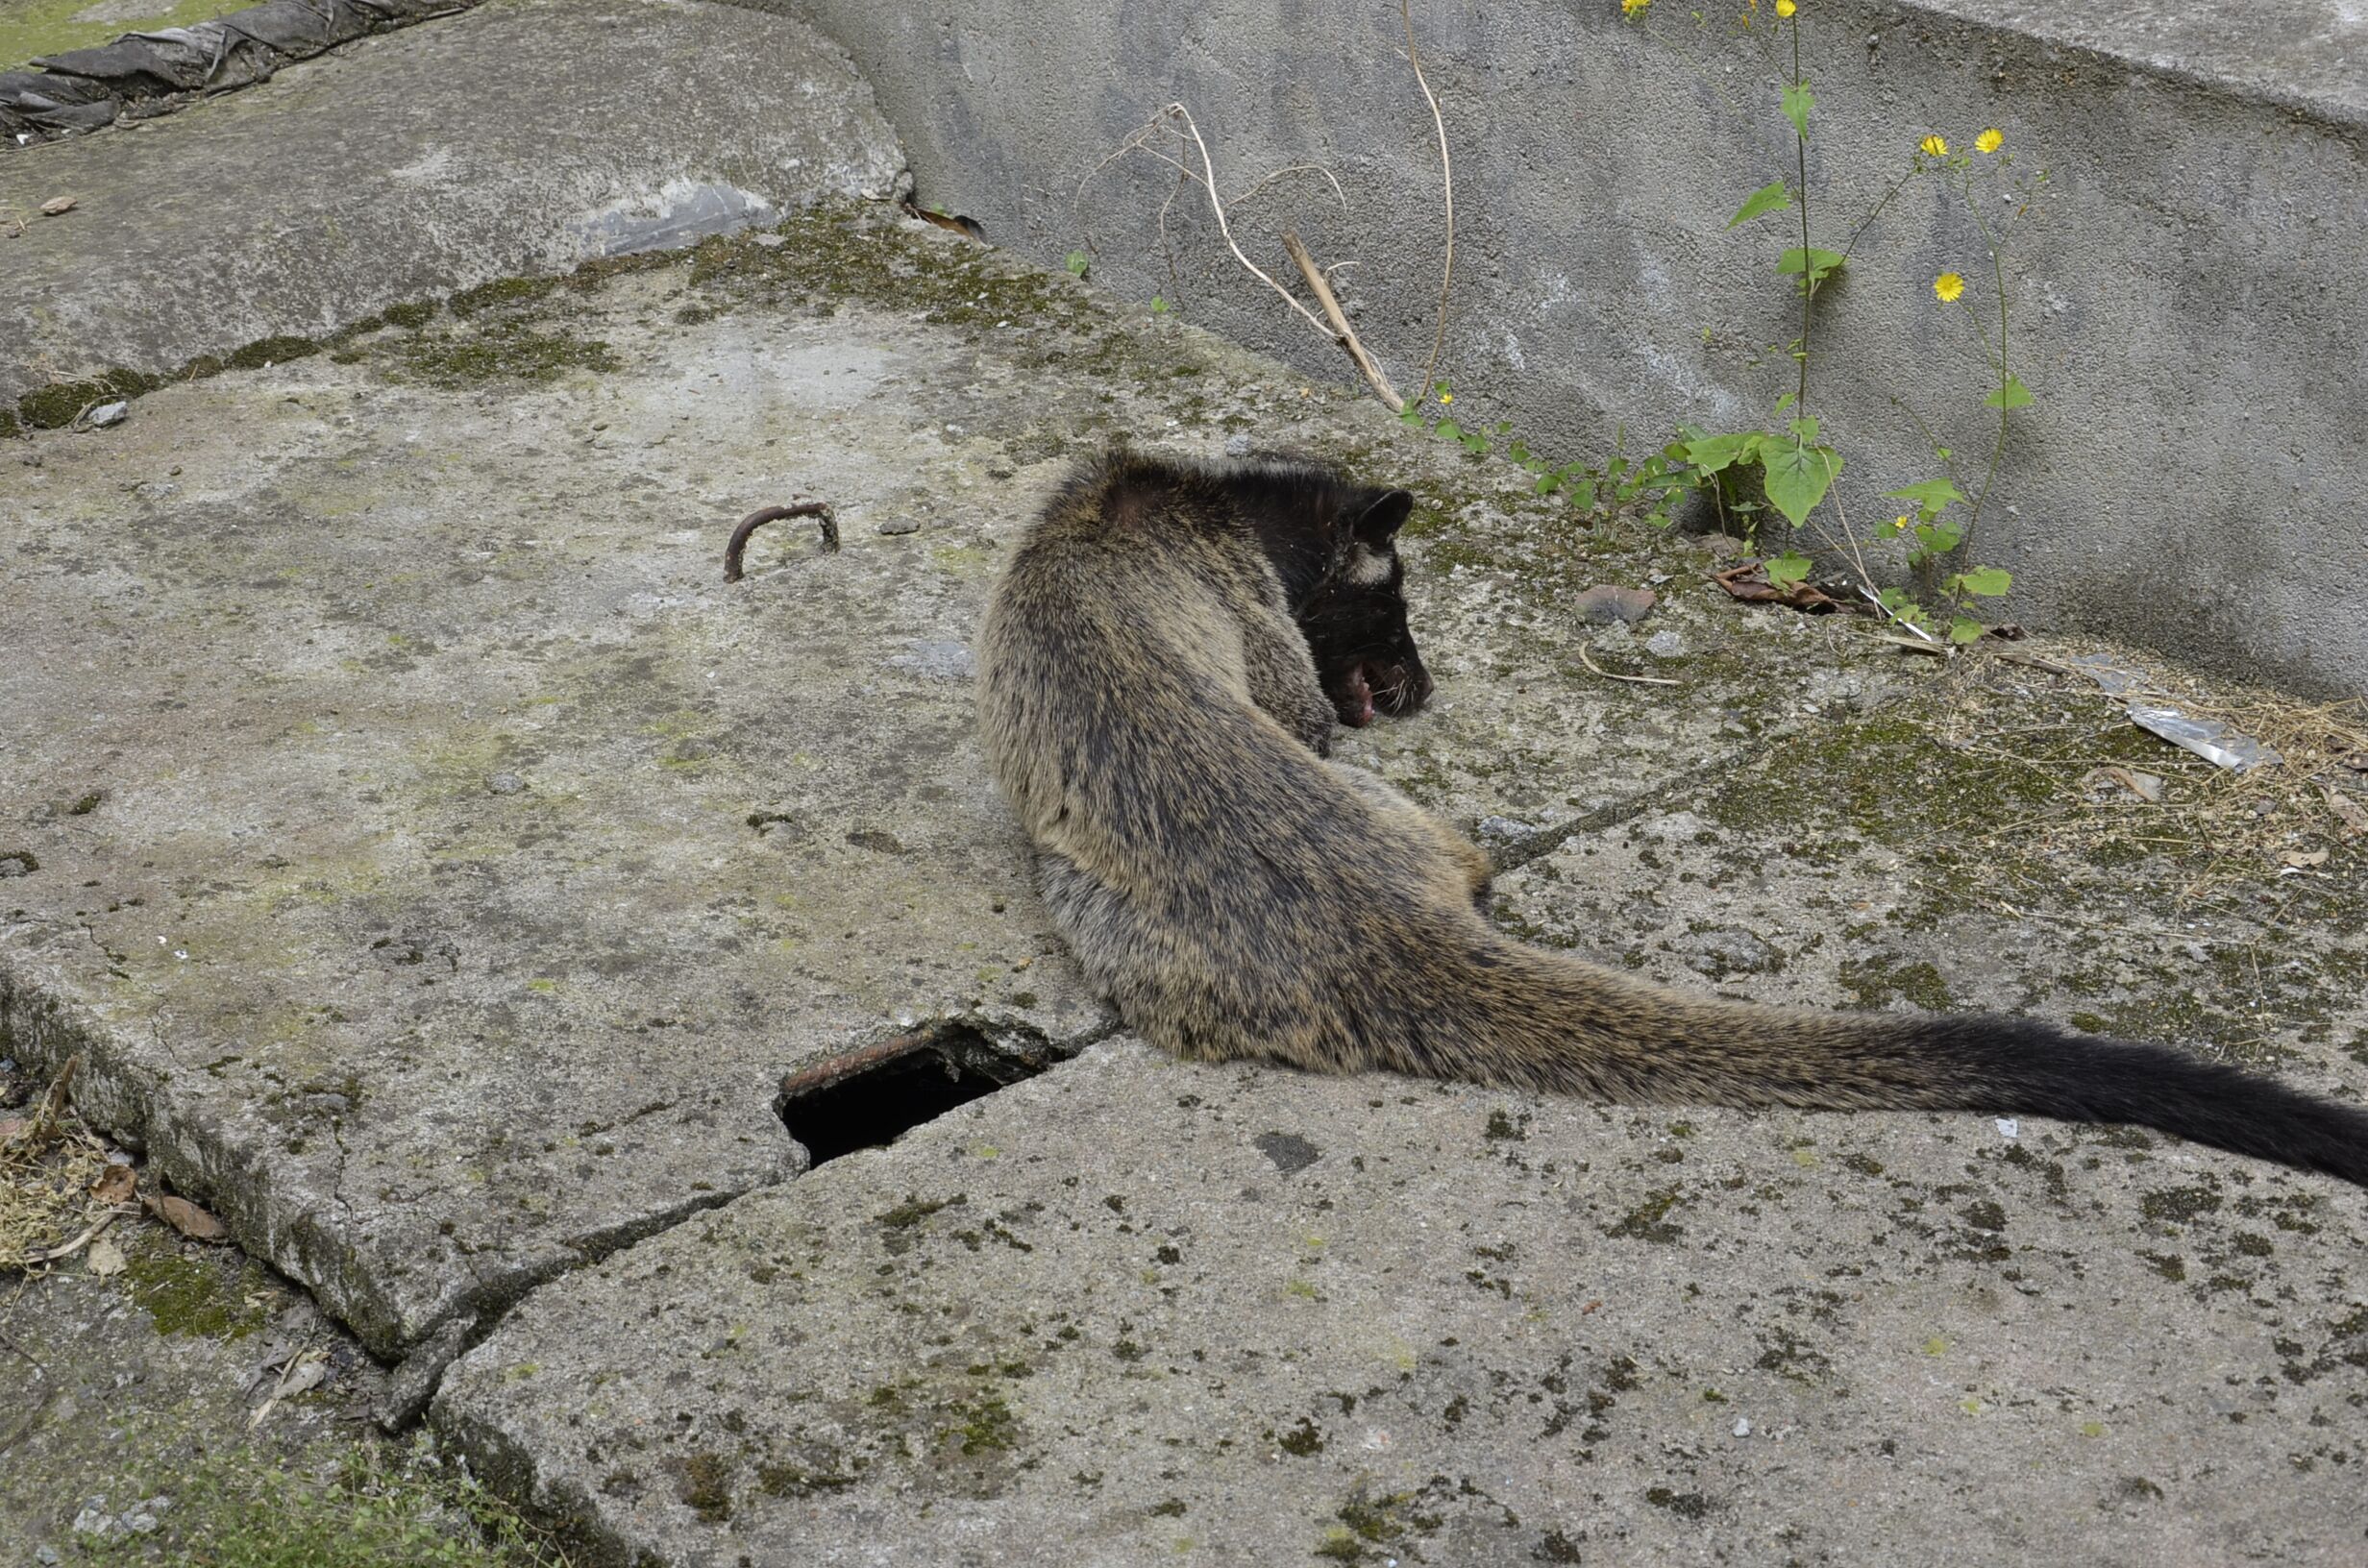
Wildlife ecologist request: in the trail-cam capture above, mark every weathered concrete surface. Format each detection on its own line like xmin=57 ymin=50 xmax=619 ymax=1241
xmin=5 ymin=15 xmax=2365 ymax=1560
xmin=0 ymin=0 xmax=908 ymax=407
xmin=1 ymin=182 xmax=1903 ymax=1375
xmin=747 ymin=0 xmax=2368 ymax=699
xmin=435 ymin=1035 xmax=2368 ymax=1567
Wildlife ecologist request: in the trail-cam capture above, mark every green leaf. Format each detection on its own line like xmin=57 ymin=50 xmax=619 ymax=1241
xmin=1532 ymin=471 xmax=1559 ymax=494
xmin=1435 ymin=418 xmax=1464 ymax=443
xmin=1948 ymin=618 xmax=1986 ymax=645
xmin=1682 ymin=431 xmax=1759 ymax=475
xmin=1065 ymin=250 xmax=1091 ymax=278
xmin=1775 ymin=248 xmax=1846 ymax=290
xmin=1787 ymin=415 xmax=1820 ymax=443
xmin=1984 ymin=374 xmax=2035 ymax=409
xmin=1782 ymin=83 xmax=1814 ymax=141
xmin=1762 ymin=438 xmax=1841 ymax=528
xmin=1149 ymin=295 xmax=1170 ymax=315
xmin=1764 ymin=551 xmax=1813 ymax=589
xmin=1956 ymin=566 xmax=2011 ymax=597
xmin=1883 ymin=478 xmax=1967 ymax=518
xmin=1727 ymin=179 xmax=1794 ymax=229
xmin=1566 ymin=478 xmax=1597 ymax=513
xmin=1772 ymin=391 xmax=1797 ymax=415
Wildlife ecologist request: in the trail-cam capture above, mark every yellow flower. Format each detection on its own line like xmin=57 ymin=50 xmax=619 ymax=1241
xmin=1622 ymin=0 xmax=1650 ymax=13
xmin=1438 ymin=392 xmax=1453 ymax=404
xmin=1776 ymin=0 xmax=1795 ymax=15
xmin=1919 ymin=134 xmax=1948 ymax=158
xmin=1934 ymin=272 xmax=1965 ymax=304
xmin=1976 ymin=127 xmax=2003 ymax=154
xmin=1892 ymin=514 xmax=1912 ymax=533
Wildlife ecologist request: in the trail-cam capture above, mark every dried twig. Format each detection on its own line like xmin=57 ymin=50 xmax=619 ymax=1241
xmin=724 ymin=502 xmax=839 ymax=583
xmin=1576 ymin=645 xmax=1680 ymax=687
xmin=29 ymin=1054 xmax=80 ymax=1146
xmin=24 ymin=1206 xmax=117 ymax=1266
xmin=1281 ymin=231 xmax=1402 ymax=411
xmin=1401 ymin=0 xmax=1455 ymax=402
xmin=1078 ymin=104 xmax=1342 ymax=350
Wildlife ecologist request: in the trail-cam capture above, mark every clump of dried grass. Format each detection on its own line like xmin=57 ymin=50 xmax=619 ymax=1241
xmin=1928 ymin=639 xmax=2366 ymax=905
xmin=1 ymin=1060 xmax=118 ymax=1273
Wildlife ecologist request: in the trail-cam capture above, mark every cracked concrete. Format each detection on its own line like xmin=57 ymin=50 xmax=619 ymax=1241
xmin=4 ymin=3 xmax=2365 ymax=1562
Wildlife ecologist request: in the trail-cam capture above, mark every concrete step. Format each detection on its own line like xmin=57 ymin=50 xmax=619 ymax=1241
xmin=0 ymin=0 xmax=908 ymax=412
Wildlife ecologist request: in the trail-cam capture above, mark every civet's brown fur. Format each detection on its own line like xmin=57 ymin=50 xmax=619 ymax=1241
xmin=977 ymin=450 xmax=2368 ymax=1187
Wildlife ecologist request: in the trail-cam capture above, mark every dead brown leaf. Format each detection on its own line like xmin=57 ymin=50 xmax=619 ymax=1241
xmin=898 ymin=200 xmax=984 ymax=241
xmin=2324 ymin=786 xmax=2368 ymax=838
xmin=2280 ymin=848 xmax=2330 ymax=870
xmin=145 ymin=1191 xmax=229 ymax=1242
xmin=86 ymin=1237 xmax=128 ymax=1276
xmin=0 ymin=1117 xmax=27 ymax=1143
xmin=1711 ymin=561 xmax=1849 ymax=613
xmin=89 ymin=1163 xmax=136 ymax=1206
xmin=39 ymin=195 xmax=76 ymax=216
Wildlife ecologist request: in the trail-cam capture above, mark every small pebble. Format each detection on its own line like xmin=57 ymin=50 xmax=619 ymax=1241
xmin=876 ymin=517 xmax=922 ymax=536
xmin=485 ymin=772 xmax=526 ymax=796
xmin=1223 ymin=433 xmax=1253 ymax=457
xmin=1734 ymin=1417 xmax=1752 ymax=1438
xmin=1995 ymin=1118 xmax=2019 ymax=1140
xmin=87 ymin=401 xmax=129 ymax=429
xmin=1645 ymin=629 xmax=1687 ymax=658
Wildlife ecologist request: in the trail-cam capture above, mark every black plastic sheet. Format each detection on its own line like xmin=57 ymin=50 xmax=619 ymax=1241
xmin=4 ymin=0 xmax=464 ymax=145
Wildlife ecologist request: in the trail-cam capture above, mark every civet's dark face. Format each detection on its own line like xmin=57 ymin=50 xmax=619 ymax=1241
xmin=1296 ymin=488 xmax=1431 ymax=728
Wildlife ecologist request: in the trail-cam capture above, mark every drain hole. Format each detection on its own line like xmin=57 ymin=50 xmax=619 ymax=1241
xmin=779 ymin=1026 xmax=1041 ymax=1167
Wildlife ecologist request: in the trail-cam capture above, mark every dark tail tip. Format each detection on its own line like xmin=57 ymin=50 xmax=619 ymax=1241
xmin=1932 ymin=1015 xmax=2368 ymax=1188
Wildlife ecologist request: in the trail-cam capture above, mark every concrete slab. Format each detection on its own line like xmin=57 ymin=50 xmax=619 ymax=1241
xmin=434 ymin=1034 xmax=2368 ymax=1567
xmin=0 ymin=0 xmax=909 ymax=409
xmin=1 ymin=186 xmax=1901 ymax=1377
xmin=5 ymin=16 xmax=2363 ymax=1561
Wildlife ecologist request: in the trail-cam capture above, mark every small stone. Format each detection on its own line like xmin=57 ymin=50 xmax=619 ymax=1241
xmin=87 ymin=401 xmax=129 ymax=429
xmin=1223 ymin=433 xmax=1252 ymax=457
xmin=1645 ymin=629 xmax=1687 ymax=659
xmin=751 ymin=233 xmax=786 ymax=248
xmin=485 ymin=772 xmax=526 ymax=796
xmin=1995 ymin=1118 xmax=2019 ymax=1140
xmin=1734 ymin=1417 xmax=1752 ymax=1438
xmin=71 ymin=1502 xmax=111 ymax=1537
xmin=0 ymin=852 xmax=37 ymax=878
xmin=876 ymin=517 xmax=922 ymax=536
xmin=37 ymin=1547 xmax=62 ymax=1566
xmin=1571 ymin=584 xmax=1657 ymax=625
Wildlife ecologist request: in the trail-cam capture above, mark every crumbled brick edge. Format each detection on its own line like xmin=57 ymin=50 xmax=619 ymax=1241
xmin=3 ymin=0 xmax=473 ymax=147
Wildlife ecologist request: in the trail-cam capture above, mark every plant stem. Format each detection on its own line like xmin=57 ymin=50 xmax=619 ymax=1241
xmin=1790 ymin=14 xmax=1810 ymax=413
xmin=1959 ymin=165 xmax=2012 ymax=546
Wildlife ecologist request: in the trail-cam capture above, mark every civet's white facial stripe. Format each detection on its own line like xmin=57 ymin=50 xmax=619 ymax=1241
xmin=1344 ymin=545 xmax=1394 ymax=586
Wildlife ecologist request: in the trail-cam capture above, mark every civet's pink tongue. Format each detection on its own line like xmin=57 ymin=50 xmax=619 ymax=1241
xmin=1345 ymin=667 xmax=1375 ymax=726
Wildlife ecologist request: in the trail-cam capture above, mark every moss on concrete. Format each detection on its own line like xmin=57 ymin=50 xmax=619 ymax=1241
xmin=122 ymin=1249 xmax=268 ymax=1340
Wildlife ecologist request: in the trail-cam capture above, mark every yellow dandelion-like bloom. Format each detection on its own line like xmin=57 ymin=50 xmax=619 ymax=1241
xmin=1622 ymin=0 xmax=1650 ymax=13
xmin=1919 ymin=134 xmax=1948 ymax=158
xmin=1934 ymin=272 xmax=1965 ymax=304
xmin=1893 ymin=514 xmax=1912 ymax=532
xmin=1439 ymin=392 xmax=1454 ymax=404
xmin=1976 ymin=127 xmax=2003 ymax=154
xmin=1776 ymin=0 xmax=1795 ymax=15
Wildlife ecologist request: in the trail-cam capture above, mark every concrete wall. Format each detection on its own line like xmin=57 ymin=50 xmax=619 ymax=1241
xmin=735 ymin=0 xmax=2368 ymax=698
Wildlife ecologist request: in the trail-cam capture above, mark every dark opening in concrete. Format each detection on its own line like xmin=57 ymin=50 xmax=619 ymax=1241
xmin=777 ymin=1025 xmax=1041 ymax=1166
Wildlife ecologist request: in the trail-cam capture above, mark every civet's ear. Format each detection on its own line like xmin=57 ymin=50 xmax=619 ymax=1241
xmin=1352 ymin=489 xmax=1414 ymax=547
